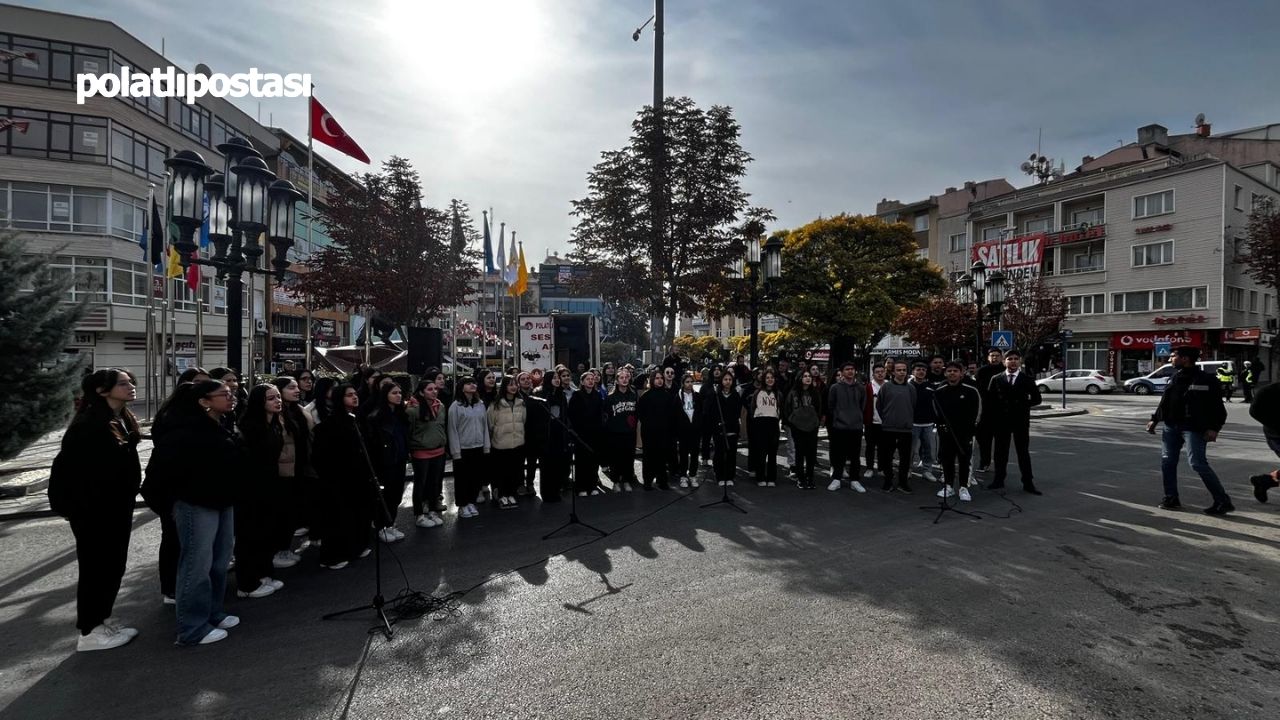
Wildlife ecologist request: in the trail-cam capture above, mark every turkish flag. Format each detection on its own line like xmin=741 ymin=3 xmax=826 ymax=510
xmin=310 ymin=97 xmax=370 ymax=164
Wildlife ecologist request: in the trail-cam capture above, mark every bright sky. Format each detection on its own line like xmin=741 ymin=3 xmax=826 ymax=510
xmin=36 ymin=0 xmax=1280 ymax=267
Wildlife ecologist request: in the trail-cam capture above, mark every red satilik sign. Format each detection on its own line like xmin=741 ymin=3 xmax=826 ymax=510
xmin=971 ymin=234 xmax=1045 ymax=281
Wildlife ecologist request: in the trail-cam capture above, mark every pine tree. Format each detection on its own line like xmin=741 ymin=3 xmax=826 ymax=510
xmin=0 ymin=231 xmax=88 ymax=460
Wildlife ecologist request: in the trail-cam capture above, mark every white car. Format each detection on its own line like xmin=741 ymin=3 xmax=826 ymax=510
xmin=1036 ymin=370 xmax=1117 ymax=395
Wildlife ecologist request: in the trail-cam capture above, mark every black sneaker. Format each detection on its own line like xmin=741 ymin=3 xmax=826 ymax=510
xmin=985 ymin=482 xmax=1005 ymax=491
xmin=881 ymin=481 xmax=894 ymax=492
xmin=897 ymin=483 xmax=913 ymax=494
xmin=1204 ymin=501 xmax=1235 ymax=516
xmin=1023 ymin=483 xmax=1043 ymax=496
xmin=1251 ymin=474 xmax=1275 ymax=503
xmin=1158 ymin=496 xmax=1181 ymax=510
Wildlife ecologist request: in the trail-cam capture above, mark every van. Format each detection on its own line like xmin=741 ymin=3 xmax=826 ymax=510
xmin=1123 ymin=361 xmax=1231 ymax=395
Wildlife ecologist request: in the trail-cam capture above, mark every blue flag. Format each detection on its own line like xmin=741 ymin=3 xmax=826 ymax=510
xmin=199 ymin=192 xmax=211 ymax=249
xmin=482 ymin=213 xmax=496 ymax=275
xmin=137 ymin=205 xmax=148 ymax=260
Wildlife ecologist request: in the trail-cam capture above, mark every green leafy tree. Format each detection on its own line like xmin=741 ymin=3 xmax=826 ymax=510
xmin=673 ymin=333 xmax=724 ymax=365
xmin=570 ymin=97 xmax=765 ymax=347
xmin=0 ymin=232 xmax=88 ymax=459
xmin=1000 ymin=277 xmax=1069 ymax=351
xmin=1244 ymin=199 xmax=1280 ymax=375
xmin=774 ymin=215 xmax=944 ymax=366
xmin=599 ymin=340 xmax=638 ymax=367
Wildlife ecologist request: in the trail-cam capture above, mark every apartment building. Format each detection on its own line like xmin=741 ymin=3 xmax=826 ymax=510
xmin=939 ymin=123 xmax=1277 ymax=380
xmin=876 ymin=179 xmax=1016 ymax=265
xmin=0 ymin=3 xmax=355 ymax=391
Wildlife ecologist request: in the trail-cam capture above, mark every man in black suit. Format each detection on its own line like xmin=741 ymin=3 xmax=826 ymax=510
xmin=986 ymin=349 xmax=1042 ymax=494
xmin=974 ymin=348 xmax=1006 ymax=472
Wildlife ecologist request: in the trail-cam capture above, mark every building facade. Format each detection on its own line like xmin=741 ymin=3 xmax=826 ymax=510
xmin=939 ymin=124 xmax=1277 ymax=380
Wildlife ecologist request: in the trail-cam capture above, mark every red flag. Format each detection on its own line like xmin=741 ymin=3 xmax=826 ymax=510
xmin=0 ymin=118 xmax=30 ymax=134
xmin=310 ymin=97 xmax=370 ymax=164
xmin=186 ymin=260 xmax=200 ymax=292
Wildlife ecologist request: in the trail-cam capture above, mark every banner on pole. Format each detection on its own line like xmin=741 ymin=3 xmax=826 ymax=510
xmin=972 ymin=233 xmax=1045 ymax=281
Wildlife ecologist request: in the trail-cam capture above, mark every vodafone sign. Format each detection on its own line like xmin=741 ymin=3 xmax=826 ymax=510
xmin=1110 ymin=330 xmax=1204 ymax=349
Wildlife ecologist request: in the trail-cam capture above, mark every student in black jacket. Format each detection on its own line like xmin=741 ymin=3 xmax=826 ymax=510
xmin=568 ymin=370 xmax=607 ymax=495
xmin=674 ymin=373 xmax=704 ymax=488
xmin=145 ymin=379 xmax=246 ymax=646
xmin=973 ymin=349 xmax=1005 ymax=472
xmin=235 ymin=384 xmax=288 ymax=600
xmin=50 ymin=369 xmax=142 ymax=652
xmin=984 ymin=350 xmax=1042 ymax=494
xmin=707 ymin=371 xmax=744 ymax=486
xmin=1248 ymin=381 xmax=1280 ymax=502
xmin=604 ymin=367 xmax=641 ymax=491
xmin=532 ymin=372 xmax=571 ymax=501
xmin=932 ymin=361 xmax=982 ymax=502
xmin=1147 ymin=346 xmax=1233 ymax=514
xmin=698 ymin=366 xmax=723 ymax=465
xmin=636 ymin=372 xmax=678 ymax=489
xmin=313 ymin=383 xmax=375 ymax=568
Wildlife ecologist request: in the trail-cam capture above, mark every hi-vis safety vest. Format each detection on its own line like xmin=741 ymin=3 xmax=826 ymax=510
xmin=1217 ymin=367 xmax=1234 ymax=384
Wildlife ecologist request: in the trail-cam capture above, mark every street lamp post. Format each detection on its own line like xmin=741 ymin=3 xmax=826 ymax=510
xmin=164 ymin=139 xmax=303 ymax=376
xmin=634 ymin=0 xmax=664 ymax=357
xmin=954 ymin=260 xmax=1006 ymax=360
xmin=734 ymin=235 xmax=783 ymax=369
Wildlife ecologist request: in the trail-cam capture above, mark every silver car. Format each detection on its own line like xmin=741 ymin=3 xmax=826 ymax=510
xmin=1036 ymin=369 xmax=1117 ymax=395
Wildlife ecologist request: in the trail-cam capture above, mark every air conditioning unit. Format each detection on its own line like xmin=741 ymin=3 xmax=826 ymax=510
xmin=255 ymin=319 xmax=267 ymax=333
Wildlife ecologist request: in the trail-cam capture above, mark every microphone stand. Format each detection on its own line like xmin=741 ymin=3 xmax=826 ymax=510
xmin=701 ymin=388 xmax=747 ymax=514
xmin=918 ymin=387 xmax=981 ymax=524
xmin=535 ymin=394 xmax=608 ymax=540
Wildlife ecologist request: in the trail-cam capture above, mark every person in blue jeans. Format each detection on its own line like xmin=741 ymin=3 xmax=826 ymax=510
xmin=1146 ymin=346 xmax=1233 ymax=515
xmin=145 ymin=380 xmax=247 ymax=645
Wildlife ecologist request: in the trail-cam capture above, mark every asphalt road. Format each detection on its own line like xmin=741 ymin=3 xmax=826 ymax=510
xmin=0 ymin=396 xmax=1276 ymax=720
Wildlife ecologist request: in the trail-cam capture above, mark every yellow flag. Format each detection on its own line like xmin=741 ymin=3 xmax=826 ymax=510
xmin=511 ymin=242 xmax=529 ymax=296
xmin=165 ymin=244 xmax=183 ymax=279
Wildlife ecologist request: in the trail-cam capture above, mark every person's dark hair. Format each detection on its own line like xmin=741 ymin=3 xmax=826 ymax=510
xmin=329 ymin=382 xmax=357 ymax=416
xmin=456 ymin=377 xmax=481 ymax=407
xmin=498 ymin=375 xmax=519 ymax=400
xmin=71 ymin=368 xmax=141 ymax=442
xmin=239 ymin=383 xmax=283 ymax=438
xmin=208 ymin=367 xmax=237 ymax=382
xmin=912 ymin=362 xmax=928 ymax=371
xmin=366 ymin=380 xmax=407 ymax=424
xmin=154 ymin=380 xmax=226 ymax=432
xmin=272 ymin=375 xmax=311 ymax=440
xmin=945 ymin=360 xmax=966 ymax=371
xmin=762 ymin=369 xmax=777 ymax=390
xmin=1004 ymin=350 xmax=1022 ymax=359
xmin=312 ymin=377 xmax=336 ymax=420
xmin=839 ymin=361 xmax=855 ymax=371
xmin=929 ymin=355 xmax=946 ymax=364
xmin=413 ymin=378 xmax=443 ymax=421
xmin=177 ymin=367 xmax=209 ymax=384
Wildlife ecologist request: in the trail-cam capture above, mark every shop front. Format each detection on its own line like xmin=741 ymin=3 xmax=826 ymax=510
xmin=1108 ymin=330 xmax=1205 ymax=380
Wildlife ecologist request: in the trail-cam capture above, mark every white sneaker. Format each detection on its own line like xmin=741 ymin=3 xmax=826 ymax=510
xmin=590 ymin=488 xmax=602 ymax=495
xmin=937 ymin=486 xmax=956 ymax=498
xmin=391 ymin=527 xmax=406 ymax=540
xmin=416 ymin=515 xmax=432 ymax=527
xmin=959 ymin=487 xmax=972 ymax=502
xmin=466 ymin=503 xmax=480 ymax=518
xmin=377 ymin=528 xmax=400 ymax=544
xmin=726 ymin=480 xmax=735 ymax=487
xmin=322 ymin=561 xmax=349 ymax=570
xmin=216 ymin=615 xmax=240 ymax=630
xmin=863 ymin=469 xmax=873 ymax=479
xmin=198 ymin=628 xmax=228 ymax=645
xmin=851 ymin=481 xmax=867 ymax=493
xmin=429 ymin=512 xmax=444 ymax=526
xmin=578 ymin=491 xmax=589 ymax=497
xmin=475 ymin=491 xmax=487 ymax=504
xmin=77 ymin=624 xmax=132 ymax=652
xmin=679 ymin=477 xmax=690 ymax=488
xmin=293 ymin=527 xmax=309 ymax=537
xmin=689 ymin=477 xmax=700 ymax=488
xmin=827 ymin=479 xmax=842 ymax=491
xmin=923 ymin=470 xmax=938 ymax=483
xmin=622 ymin=483 xmax=633 ymax=492
xmin=236 ymin=582 xmax=276 ymax=599
xmin=272 ymin=551 xmax=300 ymax=569
xmin=264 ymin=577 xmax=284 ymax=590
xmin=358 ymin=548 xmax=372 ymax=558
xmin=718 ymin=481 xmax=727 ymax=487
xmin=162 ymin=595 xmax=176 ymax=606
xmin=103 ymin=618 xmax=138 ymax=639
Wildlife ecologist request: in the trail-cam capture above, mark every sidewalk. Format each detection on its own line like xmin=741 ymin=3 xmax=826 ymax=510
xmin=0 ymin=427 xmax=155 ymax=520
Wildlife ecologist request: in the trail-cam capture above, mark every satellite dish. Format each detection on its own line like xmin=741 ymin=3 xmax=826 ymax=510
xmin=1029 ymin=153 xmax=1038 ymax=161
xmin=1020 ymin=161 xmax=1033 ymax=173
xmin=1194 ymin=112 xmax=1206 ymax=126
xmin=194 ymin=63 xmax=213 ymax=76
xmin=1037 ymin=155 xmax=1047 ymax=163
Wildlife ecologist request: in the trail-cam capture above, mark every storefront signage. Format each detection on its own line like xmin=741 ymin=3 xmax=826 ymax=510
xmin=518 ymin=316 xmax=554 ymax=372
xmin=1111 ymin=330 xmax=1204 ymax=349
xmin=971 ymin=235 xmax=1045 ymax=281
xmin=1044 ymin=223 xmax=1106 ymax=247
xmin=1151 ymin=315 xmax=1208 ymax=325
xmin=1134 ymin=223 xmax=1173 ymax=235
xmin=1222 ymin=327 xmax=1261 ymax=342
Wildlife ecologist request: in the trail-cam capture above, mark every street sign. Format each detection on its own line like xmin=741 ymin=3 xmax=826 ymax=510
xmin=1154 ymin=341 xmax=1171 ymax=359
xmin=991 ymin=330 xmax=1014 ymax=351
xmin=1061 ymin=329 xmax=1073 ymax=340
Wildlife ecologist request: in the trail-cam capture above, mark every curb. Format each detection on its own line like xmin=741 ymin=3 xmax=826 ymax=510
xmin=1031 ymin=408 xmax=1090 ymax=419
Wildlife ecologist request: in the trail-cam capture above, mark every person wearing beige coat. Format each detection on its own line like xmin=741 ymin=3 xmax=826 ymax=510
xmin=487 ymin=376 xmax=527 ymax=509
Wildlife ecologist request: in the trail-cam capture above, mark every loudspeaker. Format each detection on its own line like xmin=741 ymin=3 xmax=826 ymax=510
xmin=407 ymin=327 xmax=443 ymax=375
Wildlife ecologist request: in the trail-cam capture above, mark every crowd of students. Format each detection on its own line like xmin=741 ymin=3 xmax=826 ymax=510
xmin=44 ymin=347 xmax=1107 ymax=651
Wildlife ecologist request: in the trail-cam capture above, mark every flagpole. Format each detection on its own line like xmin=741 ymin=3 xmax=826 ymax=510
xmin=246 ymin=267 xmax=255 ymax=382
xmin=196 ymin=273 xmax=204 ymax=369
xmin=160 ymin=244 xmax=171 ymax=399
xmin=144 ymin=184 xmax=156 ymax=418
xmin=305 ymin=83 xmax=315 ymax=371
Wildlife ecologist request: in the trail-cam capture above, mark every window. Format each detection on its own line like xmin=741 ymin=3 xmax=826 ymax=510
xmin=1267 ymin=294 xmax=1274 ymax=316
xmin=1061 ymin=242 xmax=1104 ymax=274
xmin=0 ymin=35 xmax=107 ymax=90
xmin=1115 ymin=286 xmax=1208 ymax=313
xmin=1250 ymin=290 xmax=1259 ymax=313
xmin=1068 ymin=294 xmax=1105 ymax=315
xmin=913 ymin=213 xmax=929 ymax=232
xmin=1 ymin=181 xmax=143 ymax=236
xmin=1024 ymin=218 xmax=1051 ymax=233
xmin=169 ymin=100 xmax=210 ymax=145
xmin=1234 ymin=185 xmax=1244 ymax=211
xmin=1133 ymin=190 xmax=1174 ymax=218
xmin=1132 ymin=240 xmax=1174 ymax=267
xmin=0 ymin=107 xmax=110 ymax=164
xmin=1067 ymin=341 xmax=1108 ymax=372
xmin=110 ymin=124 xmax=168 ymax=181
xmin=1070 ymin=208 xmax=1104 ymax=226
xmin=43 ymin=255 xmax=107 ymax=303
xmin=111 ymin=53 xmax=168 ymax=123
xmin=948 ymin=233 xmax=967 ymax=253
xmin=1226 ymin=286 xmax=1245 ymax=311
xmin=981 ymin=226 xmax=1005 ymax=242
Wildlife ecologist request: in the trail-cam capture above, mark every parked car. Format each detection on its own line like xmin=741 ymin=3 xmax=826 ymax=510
xmin=1036 ymin=370 xmax=1117 ymax=395
xmin=1122 ymin=361 xmax=1230 ymax=395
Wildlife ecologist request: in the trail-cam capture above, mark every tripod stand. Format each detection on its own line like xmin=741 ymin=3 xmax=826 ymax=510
xmin=321 ymin=422 xmax=407 ymax=639
xmin=918 ymin=388 xmax=981 ymax=524
xmin=543 ymin=403 xmax=608 ymax=540
xmin=701 ymin=388 xmax=747 ymax=514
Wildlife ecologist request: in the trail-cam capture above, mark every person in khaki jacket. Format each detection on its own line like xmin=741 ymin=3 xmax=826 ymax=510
xmin=488 ymin=376 xmax=527 ymax=510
